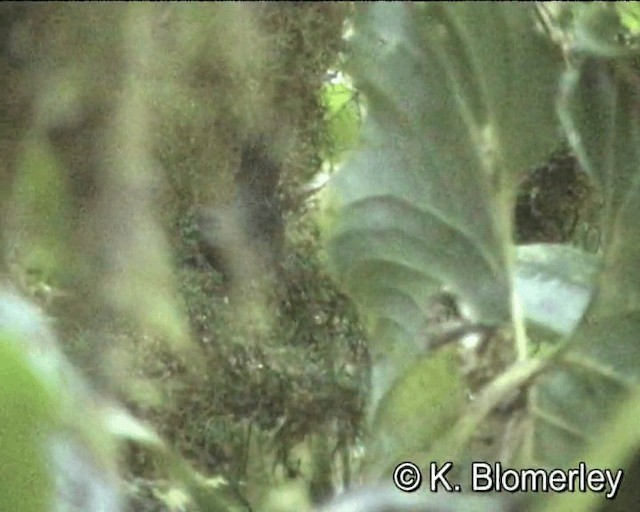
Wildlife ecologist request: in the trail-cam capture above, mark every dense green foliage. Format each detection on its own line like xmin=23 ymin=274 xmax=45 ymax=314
xmin=321 ymin=3 xmax=640 ymax=512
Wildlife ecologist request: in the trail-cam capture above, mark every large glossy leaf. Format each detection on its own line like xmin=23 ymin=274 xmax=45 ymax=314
xmin=319 ymin=4 xmax=640 ymax=504
xmin=324 ymin=4 xmax=561 ymax=367
xmin=526 ymin=13 xmax=640 ymax=478
xmin=323 ymin=5 xmax=563 ymax=471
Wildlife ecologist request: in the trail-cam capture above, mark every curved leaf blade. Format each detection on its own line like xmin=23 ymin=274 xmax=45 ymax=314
xmin=528 ymin=39 xmax=640 ymax=472
xmin=325 ymin=3 xmax=562 ymax=360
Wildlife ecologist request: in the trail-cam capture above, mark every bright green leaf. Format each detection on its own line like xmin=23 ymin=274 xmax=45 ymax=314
xmin=0 ymin=336 xmax=55 ymax=512
xmin=321 ymin=81 xmax=361 ymax=164
xmin=364 ymin=346 xmax=466 ymax=478
xmin=617 ymin=3 xmax=640 ymax=35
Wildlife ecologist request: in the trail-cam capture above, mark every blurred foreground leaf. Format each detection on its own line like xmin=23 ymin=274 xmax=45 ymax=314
xmin=0 ymin=336 xmax=55 ymax=512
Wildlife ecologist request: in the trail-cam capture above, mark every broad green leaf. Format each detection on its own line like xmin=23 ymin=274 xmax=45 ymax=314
xmin=515 ymin=244 xmax=601 ymax=335
xmin=537 ymin=385 xmax=640 ymax=512
xmin=559 ymin=53 xmax=640 ymax=311
xmin=363 ymin=347 xmax=466 ymax=478
xmin=526 ymin=37 xmax=640 ymax=473
xmin=324 ymin=4 xmax=562 ymax=364
xmin=321 ymin=80 xmax=361 ymax=164
xmin=529 ymin=313 xmax=640 ymax=469
xmin=559 ymin=58 xmax=640 ymax=279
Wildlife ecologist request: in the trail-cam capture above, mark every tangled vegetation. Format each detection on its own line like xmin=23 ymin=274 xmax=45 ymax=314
xmin=1 ymin=4 xmax=368 ymax=511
